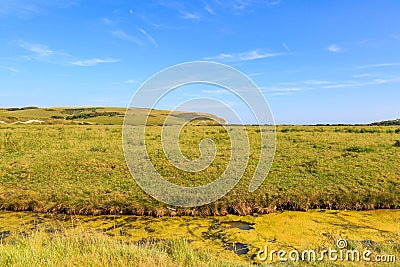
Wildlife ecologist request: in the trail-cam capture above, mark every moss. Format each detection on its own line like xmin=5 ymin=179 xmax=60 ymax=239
xmin=0 ymin=210 xmax=399 ymax=265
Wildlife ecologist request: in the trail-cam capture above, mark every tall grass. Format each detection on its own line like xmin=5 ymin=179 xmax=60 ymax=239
xmin=0 ymin=230 xmax=247 ymax=267
xmin=0 ymin=125 xmax=399 ymax=215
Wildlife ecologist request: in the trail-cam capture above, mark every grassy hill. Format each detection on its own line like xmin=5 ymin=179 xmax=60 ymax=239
xmin=0 ymin=106 xmax=225 ymax=126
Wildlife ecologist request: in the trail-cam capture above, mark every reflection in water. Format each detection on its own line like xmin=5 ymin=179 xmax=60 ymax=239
xmin=226 ymin=242 xmax=249 ymax=255
xmin=226 ymin=221 xmax=254 ymax=230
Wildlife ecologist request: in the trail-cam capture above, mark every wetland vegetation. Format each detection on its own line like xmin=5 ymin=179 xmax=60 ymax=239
xmin=0 ymin=107 xmax=399 ymax=266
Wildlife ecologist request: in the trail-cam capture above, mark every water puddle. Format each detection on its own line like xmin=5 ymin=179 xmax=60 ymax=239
xmin=225 ymin=221 xmax=254 ymax=230
xmin=0 ymin=230 xmax=10 ymax=240
xmin=226 ymin=242 xmax=249 ymax=255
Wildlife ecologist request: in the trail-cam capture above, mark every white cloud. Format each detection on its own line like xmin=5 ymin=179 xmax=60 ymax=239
xmin=18 ymin=41 xmax=54 ymax=58
xmin=282 ymin=42 xmax=292 ymax=54
xmin=353 ymin=73 xmax=373 ymax=78
xmin=301 ymin=80 xmax=330 ymax=85
xmin=201 ymin=89 xmax=228 ymax=94
xmin=204 ymin=5 xmax=215 ymax=15
xmin=268 ymin=0 xmax=282 ymax=6
xmin=357 ymin=63 xmax=400 ymax=69
xmin=261 ymin=87 xmax=305 ymax=92
xmin=0 ymin=65 xmax=19 ymax=73
xmin=70 ymin=58 xmax=120 ymax=67
xmin=111 ymin=30 xmax=142 ymax=45
xmin=179 ymin=10 xmax=201 ymax=20
xmin=138 ymin=28 xmax=158 ymax=48
xmin=17 ymin=40 xmax=71 ymax=64
xmin=0 ymin=0 xmax=74 ymax=18
xmin=322 ymin=78 xmax=398 ymax=89
xmin=248 ymin=72 xmax=264 ymax=77
xmin=204 ymin=49 xmax=284 ymax=61
xmin=327 ymin=44 xmax=342 ymax=53
xmin=125 ymin=79 xmax=137 ymax=84
xmin=218 ymin=0 xmax=282 ymax=10
xmin=102 ymin=18 xmax=113 ymax=25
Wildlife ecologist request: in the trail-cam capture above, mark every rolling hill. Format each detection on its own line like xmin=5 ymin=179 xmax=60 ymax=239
xmin=0 ymin=106 xmax=226 ymax=126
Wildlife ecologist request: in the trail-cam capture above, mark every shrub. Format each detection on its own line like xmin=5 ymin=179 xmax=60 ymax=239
xmin=89 ymin=147 xmax=107 ymax=152
xmin=394 ymin=140 xmax=400 ymax=147
xmin=345 ymin=146 xmax=373 ymax=153
xmin=51 ymin=115 xmax=64 ymax=119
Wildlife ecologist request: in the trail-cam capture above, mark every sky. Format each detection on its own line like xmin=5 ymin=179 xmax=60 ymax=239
xmin=0 ymin=0 xmax=399 ymax=124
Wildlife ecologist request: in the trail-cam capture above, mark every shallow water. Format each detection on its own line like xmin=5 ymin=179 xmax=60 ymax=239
xmin=225 ymin=221 xmax=254 ymax=230
xmin=0 ymin=209 xmax=399 ymax=261
xmin=226 ymin=242 xmax=250 ymax=255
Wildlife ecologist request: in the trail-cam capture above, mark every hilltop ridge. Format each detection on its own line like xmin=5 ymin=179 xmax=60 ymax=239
xmin=0 ymin=106 xmax=226 ymax=126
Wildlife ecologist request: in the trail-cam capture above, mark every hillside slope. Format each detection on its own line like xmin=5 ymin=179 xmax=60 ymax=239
xmin=0 ymin=106 xmax=226 ymax=125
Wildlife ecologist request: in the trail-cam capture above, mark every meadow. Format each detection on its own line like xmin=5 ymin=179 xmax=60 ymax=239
xmin=0 ymin=124 xmax=399 ymax=215
xmin=0 ymin=107 xmax=399 ymax=266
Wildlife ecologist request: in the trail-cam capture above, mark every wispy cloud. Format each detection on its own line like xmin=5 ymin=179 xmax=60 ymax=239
xmin=138 ymin=28 xmax=158 ymax=48
xmin=357 ymin=63 xmax=400 ymax=69
xmin=201 ymin=89 xmax=228 ymax=94
xmin=204 ymin=49 xmax=284 ymax=61
xmin=260 ymin=86 xmax=307 ymax=97
xmin=179 ymin=10 xmax=201 ymax=20
xmin=268 ymin=0 xmax=282 ymax=6
xmin=70 ymin=58 xmax=120 ymax=67
xmin=17 ymin=40 xmax=72 ymax=64
xmin=219 ymin=0 xmax=281 ymax=10
xmin=259 ymin=75 xmax=400 ymax=99
xmin=125 ymin=79 xmax=137 ymax=84
xmin=0 ymin=65 xmax=19 ymax=73
xmin=282 ymin=42 xmax=292 ymax=54
xmin=0 ymin=0 xmax=75 ymax=18
xmin=301 ymin=80 xmax=331 ymax=85
xmin=353 ymin=73 xmax=373 ymax=78
xmin=204 ymin=4 xmax=215 ymax=15
xmin=262 ymin=86 xmax=305 ymax=92
xmin=111 ymin=30 xmax=142 ymax=45
xmin=322 ymin=78 xmax=398 ymax=89
xmin=327 ymin=44 xmax=342 ymax=53
xmin=18 ymin=41 xmax=55 ymax=60
xmin=101 ymin=17 xmax=122 ymax=26
xmin=248 ymin=72 xmax=264 ymax=77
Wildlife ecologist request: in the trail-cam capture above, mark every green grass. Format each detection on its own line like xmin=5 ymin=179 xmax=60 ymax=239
xmin=1 ymin=229 xmax=397 ymax=267
xmin=0 ymin=124 xmax=399 ymax=215
xmin=0 ymin=210 xmax=398 ymax=266
xmin=0 ymin=230 xmax=247 ymax=267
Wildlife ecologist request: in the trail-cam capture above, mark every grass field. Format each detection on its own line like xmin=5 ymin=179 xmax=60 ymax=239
xmin=0 ymin=123 xmax=399 ymax=215
xmin=1 ymin=108 xmax=399 ymax=266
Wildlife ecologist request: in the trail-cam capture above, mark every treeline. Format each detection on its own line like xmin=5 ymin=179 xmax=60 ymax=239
xmin=6 ymin=106 xmax=39 ymax=111
xmin=51 ymin=111 xmax=123 ymax=120
xmin=371 ymin=119 xmax=400 ymax=126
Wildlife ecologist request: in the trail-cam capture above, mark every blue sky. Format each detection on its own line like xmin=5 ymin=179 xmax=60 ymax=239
xmin=0 ymin=0 xmax=399 ymax=124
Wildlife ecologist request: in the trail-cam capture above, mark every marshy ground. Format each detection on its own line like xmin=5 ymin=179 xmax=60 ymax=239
xmin=0 ymin=116 xmax=399 ymax=266
xmin=0 ymin=210 xmax=398 ymax=266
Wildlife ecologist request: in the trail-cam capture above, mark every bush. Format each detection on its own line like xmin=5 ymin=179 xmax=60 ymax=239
xmin=89 ymin=147 xmax=107 ymax=152
xmin=6 ymin=106 xmax=38 ymax=111
xmin=394 ymin=140 xmax=400 ymax=147
xmin=345 ymin=146 xmax=373 ymax=153
xmin=51 ymin=115 xmax=64 ymax=119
